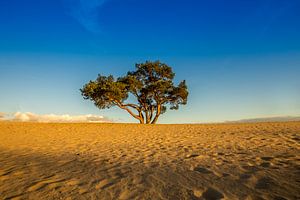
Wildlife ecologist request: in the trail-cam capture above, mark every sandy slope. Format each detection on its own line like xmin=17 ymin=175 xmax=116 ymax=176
xmin=0 ymin=122 xmax=299 ymax=200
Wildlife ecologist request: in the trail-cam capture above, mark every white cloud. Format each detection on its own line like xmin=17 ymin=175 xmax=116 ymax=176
xmin=0 ymin=112 xmax=6 ymax=120
xmin=63 ymin=0 xmax=108 ymax=33
xmin=10 ymin=112 xmax=111 ymax=123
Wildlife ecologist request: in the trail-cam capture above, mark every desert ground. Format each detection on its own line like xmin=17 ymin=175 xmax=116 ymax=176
xmin=0 ymin=122 xmax=299 ymax=200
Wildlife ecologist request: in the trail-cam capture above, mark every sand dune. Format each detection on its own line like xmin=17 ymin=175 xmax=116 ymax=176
xmin=0 ymin=122 xmax=299 ymax=199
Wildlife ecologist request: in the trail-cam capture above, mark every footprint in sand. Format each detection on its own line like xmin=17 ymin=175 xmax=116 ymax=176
xmin=222 ymin=173 xmax=230 ymax=177
xmin=95 ymin=179 xmax=115 ymax=189
xmin=65 ymin=179 xmax=80 ymax=186
xmin=13 ymin=171 xmax=24 ymax=176
xmin=239 ymin=173 xmax=252 ymax=181
xmin=27 ymin=177 xmax=65 ymax=192
xmin=28 ymin=181 xmax=53 ymax=192
xmin=260 ymin=162 xmax=271 ymax=168
xmin=186 ymin=154 xmax=200 ymax=159
xmin=193 ymin=166 xmax=213 ymax=174
xmin=241 ymin=165 xmax=259 ymax=173
xmin=119 ymin=188 xmax=139 ymax=200
xmin=255 ymin=177 xmax=274 ymax=190
xmin=0 ymin=175 xmax=10 ymax=181
xmin=79 ymin=188 xmax=88 ymax=194
xmin=0 ymin=169 xmax=13 ymax=176
xmin=260 ymin=156 xmax=274 ymax=161
xmin=4 ymin=193 xmax=24 ymax=200
xmin=201 ymin=187 xmax=224 ymax=200
xmin=291 ymin=136 xmax=300 ymax=143
xmin=259 ymin=156 xmax=274 ymax=168
xmin=273 ymin=195 xmax=288 ymax=200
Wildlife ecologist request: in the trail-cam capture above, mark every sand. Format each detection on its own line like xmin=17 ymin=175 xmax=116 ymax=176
xmin=0 ymin=122 xmax=299 ymax=200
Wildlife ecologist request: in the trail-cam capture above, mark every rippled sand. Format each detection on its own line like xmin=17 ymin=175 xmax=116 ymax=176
xmin=0 ymin=122 xmax=299 ymax=200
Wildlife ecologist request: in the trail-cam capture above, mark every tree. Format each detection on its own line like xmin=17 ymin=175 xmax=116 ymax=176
xmin=80 ymin=61 xmax=188 ymax=124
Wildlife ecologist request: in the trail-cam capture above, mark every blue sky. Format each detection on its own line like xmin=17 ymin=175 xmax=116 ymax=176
xmin=0 ymin=0 xmax=299 ymax=123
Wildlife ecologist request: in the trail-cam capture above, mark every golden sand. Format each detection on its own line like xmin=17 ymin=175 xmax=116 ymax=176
xmin=0 ymin=122 xmax=299 ymax=199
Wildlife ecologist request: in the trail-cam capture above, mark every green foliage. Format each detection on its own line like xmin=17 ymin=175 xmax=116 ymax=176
xmin=81 ymin=75 xmax=128 ymax=109
xmin=81 ymin=61 xmax=188 ymax=124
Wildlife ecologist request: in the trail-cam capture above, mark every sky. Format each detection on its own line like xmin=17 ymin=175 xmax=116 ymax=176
xmin=0 ymin=0 xmax=299 ymax=123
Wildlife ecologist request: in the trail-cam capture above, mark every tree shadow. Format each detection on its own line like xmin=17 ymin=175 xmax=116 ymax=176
xmin=0 ymin=148 xmax=297 ymax=200
xmin=0 ymin=148 xmax=201 ymax=199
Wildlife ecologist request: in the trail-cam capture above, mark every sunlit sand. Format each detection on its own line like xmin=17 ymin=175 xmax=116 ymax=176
xmin=0 ymin=122 xmax=299 ymax=199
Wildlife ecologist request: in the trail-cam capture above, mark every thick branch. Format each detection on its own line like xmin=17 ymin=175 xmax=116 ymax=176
xmin=149 ymin=106 xmax=154 ymax=121
xmin=139 ymin=111 xmax=145 ymax=124
xmin=151 ymin=104 xmax=161 ymax=124
xmin=122 ymin=103 xmax=140 ymax=110
xmin=114 ymin=101 xmax=142 ymax=122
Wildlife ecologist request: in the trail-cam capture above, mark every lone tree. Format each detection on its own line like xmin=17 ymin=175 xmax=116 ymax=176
xmin=81 ymin=61 xmax=188 ymax=124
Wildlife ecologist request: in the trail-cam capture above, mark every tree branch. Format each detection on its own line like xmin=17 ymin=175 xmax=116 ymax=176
xmin=151 ymin=104 xmax=161 ymax=124
xmin=114 ymin=101 xmax=141 ymax=121
xmin=122 ymin=103 xmax=140 ymax=110
xmin=149 ymin=105 xmax=154 ymax=121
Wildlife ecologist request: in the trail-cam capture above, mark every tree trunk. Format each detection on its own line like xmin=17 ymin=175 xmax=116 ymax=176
xmin=139 ymin=111 xmax=145 ymax=124
xmin=151 ymin=104 xmax=161 ymax=124
xmin=145 ymin=110 xmax=151 ymax=124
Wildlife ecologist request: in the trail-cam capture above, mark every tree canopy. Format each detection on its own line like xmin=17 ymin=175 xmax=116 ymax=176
xmin=81 ymin=61 xmax=188 ymax=124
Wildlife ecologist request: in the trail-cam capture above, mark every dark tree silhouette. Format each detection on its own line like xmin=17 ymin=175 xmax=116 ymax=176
xmin=81 ymin=61 xmax=188 ymax=124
